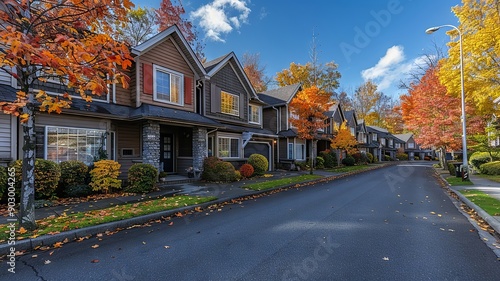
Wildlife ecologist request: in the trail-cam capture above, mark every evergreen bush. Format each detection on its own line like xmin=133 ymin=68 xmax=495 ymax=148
xmin=126 ymin=163 xmax=158 ymax=193
xmin=248 ymin=154 xmax=268 ymax=176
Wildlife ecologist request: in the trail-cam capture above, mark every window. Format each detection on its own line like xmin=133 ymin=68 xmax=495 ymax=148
xmin=218 ymin=137 xmax=240 ymax=158
xmin=408 ymin=142 xmax=415 ymax=149
xmin=249 ymin=105 xmax=261 ymax=124
xmin=389 ymin=139 xmax=393 ymax=146
xmin=288 ymin=143 xmax=294 ymax=159
xmin=381 ymin=138 xmax=386 ymax=146
xmin=289 ymin=111 xmax=299 ymax=128
xmin=295 ymin=143 xmax=305 ymax=160
xmin=372 ymin=133 xmax=377 ymax=141
xmin=395 ymin=143 xmax=401 ymax=149
xmin=46 ymin=126 xmax=106 ymax=165
xmin=350 ymin=127 xmax=355 ymax=136
xmin=221 ymin=91 xmax=239 ymax=116
xmin=154 ymin=65 xmax=183 ymax=105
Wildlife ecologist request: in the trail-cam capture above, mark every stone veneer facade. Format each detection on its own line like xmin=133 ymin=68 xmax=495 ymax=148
xmin=142 ymin=121 xmax=160 ymax=171
xmin=192 ymin=127 xmax=207 ymax=173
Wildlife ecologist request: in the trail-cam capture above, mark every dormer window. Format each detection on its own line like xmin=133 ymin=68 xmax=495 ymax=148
xmin=249 ymin=105 xmax=261 ymax=124
xmin=153 ymin=65 xmax=184 ymax=105
xmin=221 ymin=91 xmax=239 ymax=116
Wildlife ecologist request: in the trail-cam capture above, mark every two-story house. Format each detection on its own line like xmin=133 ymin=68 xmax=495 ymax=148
xmin=394 ymin=133 xmax=434 ymax=160
xmin=1 ymin=25 xmax=277 ymax=176
xmin=258 ymin=84 xmax=308 ymax=168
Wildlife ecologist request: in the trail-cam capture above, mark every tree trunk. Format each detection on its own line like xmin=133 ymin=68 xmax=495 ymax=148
xmin=309 ymin=140 xmax=314 ymax=175
xmin=440 ymin=147 xmax=447 ymax=171
xmin=19 ymin=102 xmax=36 ymax=231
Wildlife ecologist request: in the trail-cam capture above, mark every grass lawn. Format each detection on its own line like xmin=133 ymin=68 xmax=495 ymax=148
xmin=445 ymin=176 xmax=475 ymax=186
xmin=244 ymin=174 xmax=323 ymax=191
xmin=459 ymin=190 xmax=500 ymax=216
xmin=0 ymin=195 xmax=216 ymax=242
xmin=327 ymin=165 xmax=370 ymax=173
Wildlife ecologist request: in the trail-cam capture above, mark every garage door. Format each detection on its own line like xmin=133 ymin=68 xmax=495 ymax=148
xmin=244 ymin=142 xmax=271 ymax=170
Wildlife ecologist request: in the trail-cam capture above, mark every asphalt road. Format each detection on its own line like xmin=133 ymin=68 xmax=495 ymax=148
xmin=2 ymin=164 xmax=500 ymax=280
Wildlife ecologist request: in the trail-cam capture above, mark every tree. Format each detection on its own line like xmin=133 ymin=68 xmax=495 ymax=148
xmin=438 ymin=0 xmax=500 ymax=116
xmin=332 ymin=89 xmax=353 ymax=111
xmin=156 ymin=0 xmax=205 ymax=60
xmin=116 ymin=7 xmax=157 ymax=46
xmin=400 ymin=66 xmax=484 ymax=167
xmin=242 ymin=53 xmax=271 ymax=92
xmin=0 ymin=0 xmax=133 ymax=230
xmin=289 ymin=86 xmax=334 ymax=174
xmin=330 ymin=121 xmax=359 ymax=162
xmin=352 ymin=80 xmax=380 ymax=124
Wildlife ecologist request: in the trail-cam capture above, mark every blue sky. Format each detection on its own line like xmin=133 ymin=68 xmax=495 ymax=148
xmin=133 ymin=0 xmax=462 ymax=99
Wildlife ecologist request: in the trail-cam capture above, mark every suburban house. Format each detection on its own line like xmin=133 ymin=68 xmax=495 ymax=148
xmin=356 ymin=120 xmax=370 ymax=153
xmin=258 ymin=83 xmax=311 ymax=169
xmin=394 ymin=133 xmax=433 ymax=160
xmin=0 ymin=25 xmax=277 ymax=177
xmin=317 ymin=103 xmax=346 ymax=155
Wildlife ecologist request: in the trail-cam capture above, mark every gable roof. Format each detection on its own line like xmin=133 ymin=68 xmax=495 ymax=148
xmin=131 ymin=25 xmax=206 ymax=79
xmin=203 ymin=52 xmax=262 ymax=101
xmin=366 ymin=125 xmax=389 ymax=133
xmin=258 ymin=83 xmax=301 ymax=106
xmin=325 ymin=103 xmax=345 ymax=122
xmin=394 ymin=133 xmax=413 ymax=142
xmin=344 ymin=110 xmax=357 ymax=125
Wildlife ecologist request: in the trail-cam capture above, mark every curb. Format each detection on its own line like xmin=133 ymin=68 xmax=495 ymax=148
xmin=0 ymin=162 xmax=397 ymax=255
xmin=435 ymin=169 xmax=500 ymax=235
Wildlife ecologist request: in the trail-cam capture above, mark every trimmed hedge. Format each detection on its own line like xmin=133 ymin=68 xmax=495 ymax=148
xmin=248 ymin=154 xmax=268 ymax=176
xmin=469 ymin=152 xmax=500 ymax=172
xmin=239 ymin=163 xmax=254 ymax=178
xmin=366 ymin=152 xmax=374 ymax=163
xmin=10 ymin=159 xmax=61 ymax=199
xmin=316 ymin=156 xmax=325 ymax=169
xmin=319 ymin=150 xmax=336 ymax=168
xmin=342 ymin=155 xmax=355 ymax=166
xmin=396 ymin=153 xmax=409 ymax=160
xmin=480 ymin=161 xmax=500 ymax=175
xmin=202 ymin=157 xmax=238 ymax=182
xmin=126 ymin=163 xmax=158 ymax=193
xmin=59 ymin=160 xmax=88 ymax=197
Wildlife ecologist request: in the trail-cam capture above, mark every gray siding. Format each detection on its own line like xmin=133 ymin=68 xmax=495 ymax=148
xmin=0 ymin=68 xmax=11 ymax=85
xmin=205 ymin=62 xmax=248 ymax=124
xmin=0 ymin=114 xmax=13 ymax=159
xmin=262 ymin=108 xmax=277 ymax=133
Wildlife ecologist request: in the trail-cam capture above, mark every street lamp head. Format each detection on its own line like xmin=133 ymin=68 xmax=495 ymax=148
xmin=425 ymin=26 xmax=440 ymax=34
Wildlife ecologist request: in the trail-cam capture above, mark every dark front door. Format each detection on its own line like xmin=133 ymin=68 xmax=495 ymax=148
xmin=161 ymin=134 xmax=174 ymax=173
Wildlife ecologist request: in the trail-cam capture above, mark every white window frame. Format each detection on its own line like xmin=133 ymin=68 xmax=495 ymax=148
xmin=288 ymin=143 xmax=294 ymax=159
xmin=395 ymin=143 xmax=401 ymax=149
xmin=289 ymin=111 xmax=299 ymax=128
xmin=294 ymin=140 xmax=306 ymax=160
xmin=221 ymin=91 xmax=239 ymax=116
xmin=381 ymin=138 xmax=386 ymax=146
xmin=217 ymin=136 xmax=241 ymax=158
xmin=45 ymin=126 xmax=106 ymax=165
xmin=372 ymin=133 xmax=377 ymax=141
xmin=249 ymin=105 xmax=262 ymax=124
xmin=408 ymin=142 xmax=415 ymax=149
xmin=153 ymin=65 xmax=184 ymax=106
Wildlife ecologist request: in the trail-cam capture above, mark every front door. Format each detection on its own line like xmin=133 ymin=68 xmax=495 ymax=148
xmin=161 ymin=134 xmax=174 ymax=173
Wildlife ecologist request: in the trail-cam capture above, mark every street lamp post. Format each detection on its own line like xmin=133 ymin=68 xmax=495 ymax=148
xmin=426 ymin=24 xmax=469 ymax=181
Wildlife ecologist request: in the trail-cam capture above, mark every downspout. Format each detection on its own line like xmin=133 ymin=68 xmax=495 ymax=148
xmin=135 ymin=56 xmax=141 ymax=108
xmin=272 ymin=106 xmax=279 ymax=167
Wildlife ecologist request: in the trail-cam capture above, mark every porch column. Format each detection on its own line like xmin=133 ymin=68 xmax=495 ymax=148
xmin=192 ymin=127 xmax=207 ymax=173
xmin=142 ymin=121 xmax=160 ymax=171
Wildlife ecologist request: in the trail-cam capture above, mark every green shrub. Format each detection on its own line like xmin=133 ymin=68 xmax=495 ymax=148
xmin=59 ymin=160 xmax=88 ymax=196
xmin=10 ymin=159 xmax=61 ymax=199
xmin=480 ymin=161 xmax=500 ymax=175
xmin=159 ymin=171 xmax=168 ymax=179
xmin=469 ymin=152 xmax=500 ymax=172
xmin=316 ymin=156 xmax=325 ymax=169
xmin=63 ymin=184 xmax=93 ymax=198
xmin=126 ymin=163 xmax=158 ymax=193
xmin=342 ymin=155 xmax=355 ymax=166
xmin=89 ymin=160 xmax=122 ymax=194
xmin=414 ymin=156 xmax=420 ymax=160
xmin=202 ymin=156 xmax=223 ymax=181
xmin=366 ymin=152 xmax=374 ymax=163
xmin=239 ymin=163 xmax=255 ymax=178
xmin=234 ymin=170 xmax=242 ymax=181
xmin=202 ymin=157 xmax=237 ymax=182
xmin=396 ymin=153 xmax=409 ymax=160
xmin=0 ymin=166 xmax=7 ymax=200
xmin=319 ymin=150 xmax=336 ymax=168
xmin=248 ymin=154 xmax=268 ymax=176
xmin=447 ymin=161 xmax=459 ymax=176
xmin=215 ymin=161 xmax=237 ymax=182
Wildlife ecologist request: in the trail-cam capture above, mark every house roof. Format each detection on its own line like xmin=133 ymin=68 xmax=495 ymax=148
xmin=278 ymin=129 xmax=298 ymax=138
xmin=366 ymin=125 xmax=389 ymax=133
xmin=203 ymin=53 xmax=230 ymax=73
xmin=129 ymin=104 xmax=222 ymax=127
xmin=258 ymin=83 xmax=302 ymax=106
xmin=221 ymin=123 xmax=278 ymax=138
xmin=394 ymin=133 xmax=413 ymax=142
xmin=344 ymin=110 xmax=357 ymax=125
xmin=131 ymin=25 xmax=206 ymax=79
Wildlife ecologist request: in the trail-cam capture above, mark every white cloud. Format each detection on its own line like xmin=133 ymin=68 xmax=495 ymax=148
xmin=191 ymin=0 xmax=251 ymax=42
xmin=361 ymin=45 xmax=427 ymax=91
